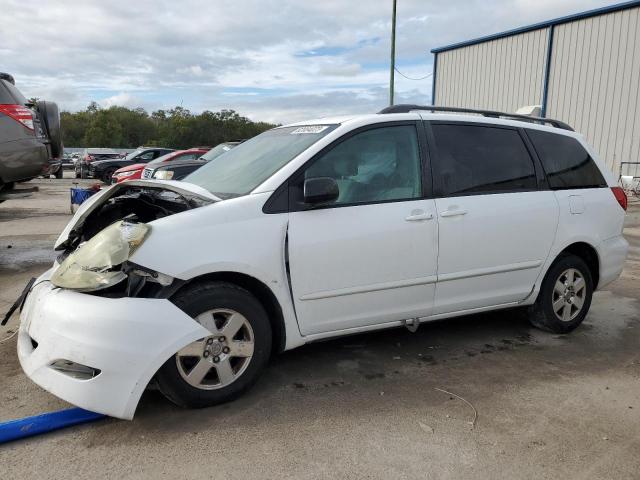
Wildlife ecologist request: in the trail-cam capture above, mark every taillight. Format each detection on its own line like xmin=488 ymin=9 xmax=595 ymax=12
xmin=0 ymin=104 xmax=34 ymax=130
xmin=611 ymin=187 xmax=628 ymax=211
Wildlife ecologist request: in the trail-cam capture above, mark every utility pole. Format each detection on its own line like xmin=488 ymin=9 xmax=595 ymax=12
xmin=389 ymin=0 xmax=397 ymax=106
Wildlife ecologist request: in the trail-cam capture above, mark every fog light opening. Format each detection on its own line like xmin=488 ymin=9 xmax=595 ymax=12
xmin=49 ymin=360 xmax=101 ymax=380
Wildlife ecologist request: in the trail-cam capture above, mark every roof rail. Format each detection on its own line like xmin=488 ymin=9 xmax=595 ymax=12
xmin=378 ymin=104 xmax=574 ymax=131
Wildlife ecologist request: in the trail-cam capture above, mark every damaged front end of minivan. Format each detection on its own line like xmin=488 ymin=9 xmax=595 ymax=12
xmin=51 ymin=180 xmax=218 ymax=298
xmin=16 ymin=180 xmax=219 ymax=419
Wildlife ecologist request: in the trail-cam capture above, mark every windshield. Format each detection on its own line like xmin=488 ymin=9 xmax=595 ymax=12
xmin=200 ymin=143 xmax=238 ymax=162
xmin=124 ymin=149 xmax=144 ymax=161
xmin=184 ymin=125 xmax=336 ymax=199
xmin=147 ymin=151 xmax=178 ymax=166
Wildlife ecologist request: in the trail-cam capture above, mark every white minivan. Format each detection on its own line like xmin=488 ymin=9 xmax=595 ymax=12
xmin=15 ymin=105 xmax=628 ymax=419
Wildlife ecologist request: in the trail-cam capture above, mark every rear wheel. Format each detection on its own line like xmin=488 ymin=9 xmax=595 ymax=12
xmin=528 ymin=254 xmax=593 ymax=333
xmin=156 ymin=281 xmax=272 ymax=409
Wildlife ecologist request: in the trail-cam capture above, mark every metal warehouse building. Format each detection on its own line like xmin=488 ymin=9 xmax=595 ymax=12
xmin=431 ymin=0 xmax=640 ymax=176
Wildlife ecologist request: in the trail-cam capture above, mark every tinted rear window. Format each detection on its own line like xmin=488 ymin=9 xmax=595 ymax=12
xmin=431 ymin=124 xmax=537 ymax=196
xmin=527 ymin=129 xmax=606 ymax=189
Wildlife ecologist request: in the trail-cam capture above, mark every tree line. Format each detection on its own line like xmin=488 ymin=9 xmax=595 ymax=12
xmin=61 ymin=102 xmax=276 ymax=148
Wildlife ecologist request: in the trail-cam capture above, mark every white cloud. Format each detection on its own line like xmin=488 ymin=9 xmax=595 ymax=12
xmin=177 ymin=65 xmax=204 ymax=76
xmin=99 ymin=92 xmax=142 ymax=109
xmin=1 ymin=0 xmax=617 ymax=123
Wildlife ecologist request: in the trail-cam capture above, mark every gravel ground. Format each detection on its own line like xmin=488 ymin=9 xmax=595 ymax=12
xmin=1 ymin=174 xmax=639 ymax=479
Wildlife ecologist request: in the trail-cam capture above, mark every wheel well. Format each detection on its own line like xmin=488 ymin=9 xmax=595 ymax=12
xmin=559 ymin=242 xmax=600 ymax=288
xmin=176 ymin=272 xmax=287 ymax=353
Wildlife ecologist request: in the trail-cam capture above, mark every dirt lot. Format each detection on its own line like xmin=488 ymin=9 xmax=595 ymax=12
xmin=1 ymin=175 xmax=639 ymax=479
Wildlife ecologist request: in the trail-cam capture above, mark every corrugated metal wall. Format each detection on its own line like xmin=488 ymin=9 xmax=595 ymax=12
xmin=434 ymin=29 xmax=548 ymax=113
xmin=433 ymin=5 xmax=640 ymax=175
xmin=546 ymin=8 xmax=640 ymax=174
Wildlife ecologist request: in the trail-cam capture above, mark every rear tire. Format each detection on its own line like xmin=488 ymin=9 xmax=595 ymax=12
xmin=156 ymin=281 xmax=272 ymax=409
xmin=528 ymin=254 xmax=593 ymax=333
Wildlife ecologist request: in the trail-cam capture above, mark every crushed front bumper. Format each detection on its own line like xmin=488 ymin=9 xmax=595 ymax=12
xmin=17 ymin=269 xmax=209 ymax=419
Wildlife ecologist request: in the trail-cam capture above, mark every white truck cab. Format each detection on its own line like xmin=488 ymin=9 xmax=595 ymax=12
xmin=16 ymin=105 xmax=628 ymax=419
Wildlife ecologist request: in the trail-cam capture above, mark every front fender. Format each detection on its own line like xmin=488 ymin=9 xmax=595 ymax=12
xmin=130 ymin=192 xmax=304 ymax=350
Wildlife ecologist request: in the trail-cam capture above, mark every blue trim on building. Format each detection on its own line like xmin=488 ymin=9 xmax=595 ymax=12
xmin=431 ymin=0 xmax=640 ymax=54
xmin=431 ymin=54 xmax=438 ymax=105
xmin=540 ymin=26 xmax=555 ymax=118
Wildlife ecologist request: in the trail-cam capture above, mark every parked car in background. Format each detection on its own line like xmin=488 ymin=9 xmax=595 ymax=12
xmin=61 ymin=152 xmax=75 ymax=169
xmin=75 ymin=148 xmax=121 ymax=179
xmin=90 ymin=146 xmax=174 ymax=184
xmin=149 ymin=158 xmax=207 ymax=181
xmin=0 ymin=72 xmax=63 ymax=200
xmin=142 ymin=142 xmax=240 ymax=181
xmin=16 ymin=107 xmax=628 ymax=419
xmin=112 ymin=147 xmax=209 ymax=183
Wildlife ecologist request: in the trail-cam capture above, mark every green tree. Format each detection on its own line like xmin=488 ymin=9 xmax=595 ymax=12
xmin=83 ymin=110 xmax=124 ymax=147
xmin=60 ymin=104 xmax=275 ymax=148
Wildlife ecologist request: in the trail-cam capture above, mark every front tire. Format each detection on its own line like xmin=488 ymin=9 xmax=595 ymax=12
xmin=528 ymin=254 xmax=593 ymax=333
xmin=156 ymin=281 xmax=272 ymax=409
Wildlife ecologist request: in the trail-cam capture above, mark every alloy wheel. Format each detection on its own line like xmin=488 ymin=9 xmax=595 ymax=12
xmin=552 ymin=268 xmax=586 ymax=322
xmin=175 ymin=309 xmax=255 ymax=390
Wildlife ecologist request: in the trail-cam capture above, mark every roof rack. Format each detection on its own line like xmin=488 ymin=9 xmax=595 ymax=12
xmin=378 ymin=104 xmax=574 ymax=131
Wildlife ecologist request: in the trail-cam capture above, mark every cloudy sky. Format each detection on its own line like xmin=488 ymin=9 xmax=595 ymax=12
xmin=2 ymin=0 xmax=619 ymax=124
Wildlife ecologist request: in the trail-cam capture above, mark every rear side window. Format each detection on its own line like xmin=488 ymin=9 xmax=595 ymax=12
xmin=431 ymin=124 xmax=537 ymax=196
xmin=527 ymin=129 xmax=606 ymax=189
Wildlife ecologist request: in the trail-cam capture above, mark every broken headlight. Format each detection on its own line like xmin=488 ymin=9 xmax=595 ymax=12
xmin=51 ymin=221 xmax=150 ymax=291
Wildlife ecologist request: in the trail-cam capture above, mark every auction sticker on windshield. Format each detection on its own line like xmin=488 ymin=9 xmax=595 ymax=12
xmin=290 ymin=126 xmax=329 ymax=134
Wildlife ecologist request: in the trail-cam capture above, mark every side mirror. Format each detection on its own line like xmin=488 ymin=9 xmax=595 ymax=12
xmin=303 ymin=177 xmax=339 ymax=205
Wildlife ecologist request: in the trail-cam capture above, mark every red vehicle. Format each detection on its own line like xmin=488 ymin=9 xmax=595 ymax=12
xmin=111 ymin=148 xmax=209 ymax=183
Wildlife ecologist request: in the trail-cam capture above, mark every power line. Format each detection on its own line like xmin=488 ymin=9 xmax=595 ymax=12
xmin=394 ymin=67 xmax=433 ymax=81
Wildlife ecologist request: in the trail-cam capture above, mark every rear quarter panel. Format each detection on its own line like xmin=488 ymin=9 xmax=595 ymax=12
xmin=529 ymin=187 xmax=626 ymax=297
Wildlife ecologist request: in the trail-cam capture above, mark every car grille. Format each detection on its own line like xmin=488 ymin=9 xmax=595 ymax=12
xmin=142 ymin=168 xmax=153 ymax=179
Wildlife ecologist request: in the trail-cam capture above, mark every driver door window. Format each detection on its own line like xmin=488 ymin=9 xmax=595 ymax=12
xmin=304 ymin=125 xmax=422 ymax=206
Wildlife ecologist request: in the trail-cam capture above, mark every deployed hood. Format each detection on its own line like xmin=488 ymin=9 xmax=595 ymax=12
xmin=55 ymin=180 xmax=220 ymax=250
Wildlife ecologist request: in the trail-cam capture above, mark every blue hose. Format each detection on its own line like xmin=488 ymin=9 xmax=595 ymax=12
xmin=0 ymin=408 xmax=106 ymax=444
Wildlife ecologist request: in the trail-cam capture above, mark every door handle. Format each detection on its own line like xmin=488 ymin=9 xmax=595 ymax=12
xmin=440 ymin=208 xmax=468 ymax=218
xmin=405 ymin=212 xmax=434 ymax=222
